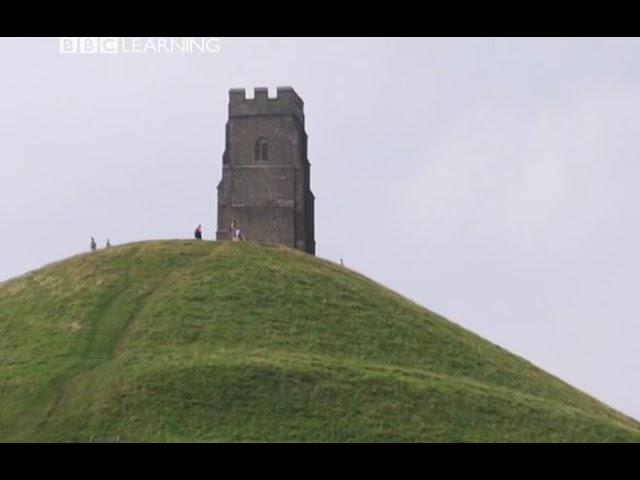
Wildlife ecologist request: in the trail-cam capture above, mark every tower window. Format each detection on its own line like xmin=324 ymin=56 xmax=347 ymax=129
xmin=255 ymin=136 xmax=268 ymax=162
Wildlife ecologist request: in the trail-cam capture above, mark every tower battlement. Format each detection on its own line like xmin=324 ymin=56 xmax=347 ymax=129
xmin=229 ymin=87 xmax=305 ymax=125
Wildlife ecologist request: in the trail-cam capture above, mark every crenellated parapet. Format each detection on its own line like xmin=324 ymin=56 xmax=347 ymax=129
xmin=228 ymin=87 xmax=305 ymax=125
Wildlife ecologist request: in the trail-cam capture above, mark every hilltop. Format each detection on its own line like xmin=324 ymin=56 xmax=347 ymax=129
xmin=0 ymin=240 xmax=638 ymax=442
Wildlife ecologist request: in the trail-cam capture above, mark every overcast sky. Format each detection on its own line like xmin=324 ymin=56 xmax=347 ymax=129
xmin=1 ymin=37 xmax=639 ymax=420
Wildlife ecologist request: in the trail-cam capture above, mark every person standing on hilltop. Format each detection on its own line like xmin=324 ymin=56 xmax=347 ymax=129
xmin=106 ymin=239 xmax=111 ymax=249
xmin=90 ymin=237 xmax=97 ymax=252
xmin=194 ymin=224 xmax=203 ymax=240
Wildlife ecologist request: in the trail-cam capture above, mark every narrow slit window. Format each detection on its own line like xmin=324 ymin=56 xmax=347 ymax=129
xmin=255 ymin=137 xmax=268 ymax=162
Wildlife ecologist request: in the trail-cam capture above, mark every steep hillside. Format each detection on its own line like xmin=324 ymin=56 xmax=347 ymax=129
xmin=0 ymin=240 xmax=638 ymax=442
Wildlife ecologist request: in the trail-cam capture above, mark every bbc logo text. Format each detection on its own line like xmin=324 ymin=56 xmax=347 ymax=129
xmin=59 ymin=37 xmax=221 ymax=54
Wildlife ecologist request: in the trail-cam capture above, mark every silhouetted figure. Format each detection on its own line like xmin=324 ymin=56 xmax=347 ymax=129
xmin=340 ymin=258 xmax=344 ymax=267
xmin=106 ymin=239 xmax=111 ymax=249
xmin=90 ymin=237 xmax=97 ymax=252
xmin=194 ymin=224 xmax=203 ymax=240
xmin=233 ymin=227 xmax=245 ymax=242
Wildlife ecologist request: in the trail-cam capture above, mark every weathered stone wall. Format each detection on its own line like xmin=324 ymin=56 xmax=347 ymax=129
xmin=216 ymin=87 xmax=315 ymax=254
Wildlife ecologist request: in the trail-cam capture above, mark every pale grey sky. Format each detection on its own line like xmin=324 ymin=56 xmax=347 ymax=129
xmin=1 ymin=37 xmax=639 ymax=420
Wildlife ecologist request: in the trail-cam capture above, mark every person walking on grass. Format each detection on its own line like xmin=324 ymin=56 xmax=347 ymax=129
xmin=90 ymin=237 xmax=97 ymax=252
xmin=194 ymin=224 xmax=203 ymax=240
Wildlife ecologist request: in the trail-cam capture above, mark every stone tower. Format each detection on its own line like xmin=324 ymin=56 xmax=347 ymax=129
xmin=216 ymin=87 xmax=315 ymax=255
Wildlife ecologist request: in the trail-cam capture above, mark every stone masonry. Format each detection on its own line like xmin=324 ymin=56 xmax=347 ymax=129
xmin=216 ymin=87 xmax=315 ymax=255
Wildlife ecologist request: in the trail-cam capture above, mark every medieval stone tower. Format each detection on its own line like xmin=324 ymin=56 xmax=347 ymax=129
xmin=216 ymin=87 xmax=315 ymax=254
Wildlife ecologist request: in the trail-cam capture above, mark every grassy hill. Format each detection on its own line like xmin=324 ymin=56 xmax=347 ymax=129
xmin=0 ymin=240 xmax=638 ymax=442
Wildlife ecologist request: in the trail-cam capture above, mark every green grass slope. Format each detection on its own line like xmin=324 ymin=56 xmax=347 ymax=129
xmin=0 ymin=240 xmax=638 ymax=442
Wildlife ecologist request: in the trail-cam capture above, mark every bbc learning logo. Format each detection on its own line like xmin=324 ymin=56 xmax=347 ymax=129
xmin=59 ymin=37 xmax=222 ymax=54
